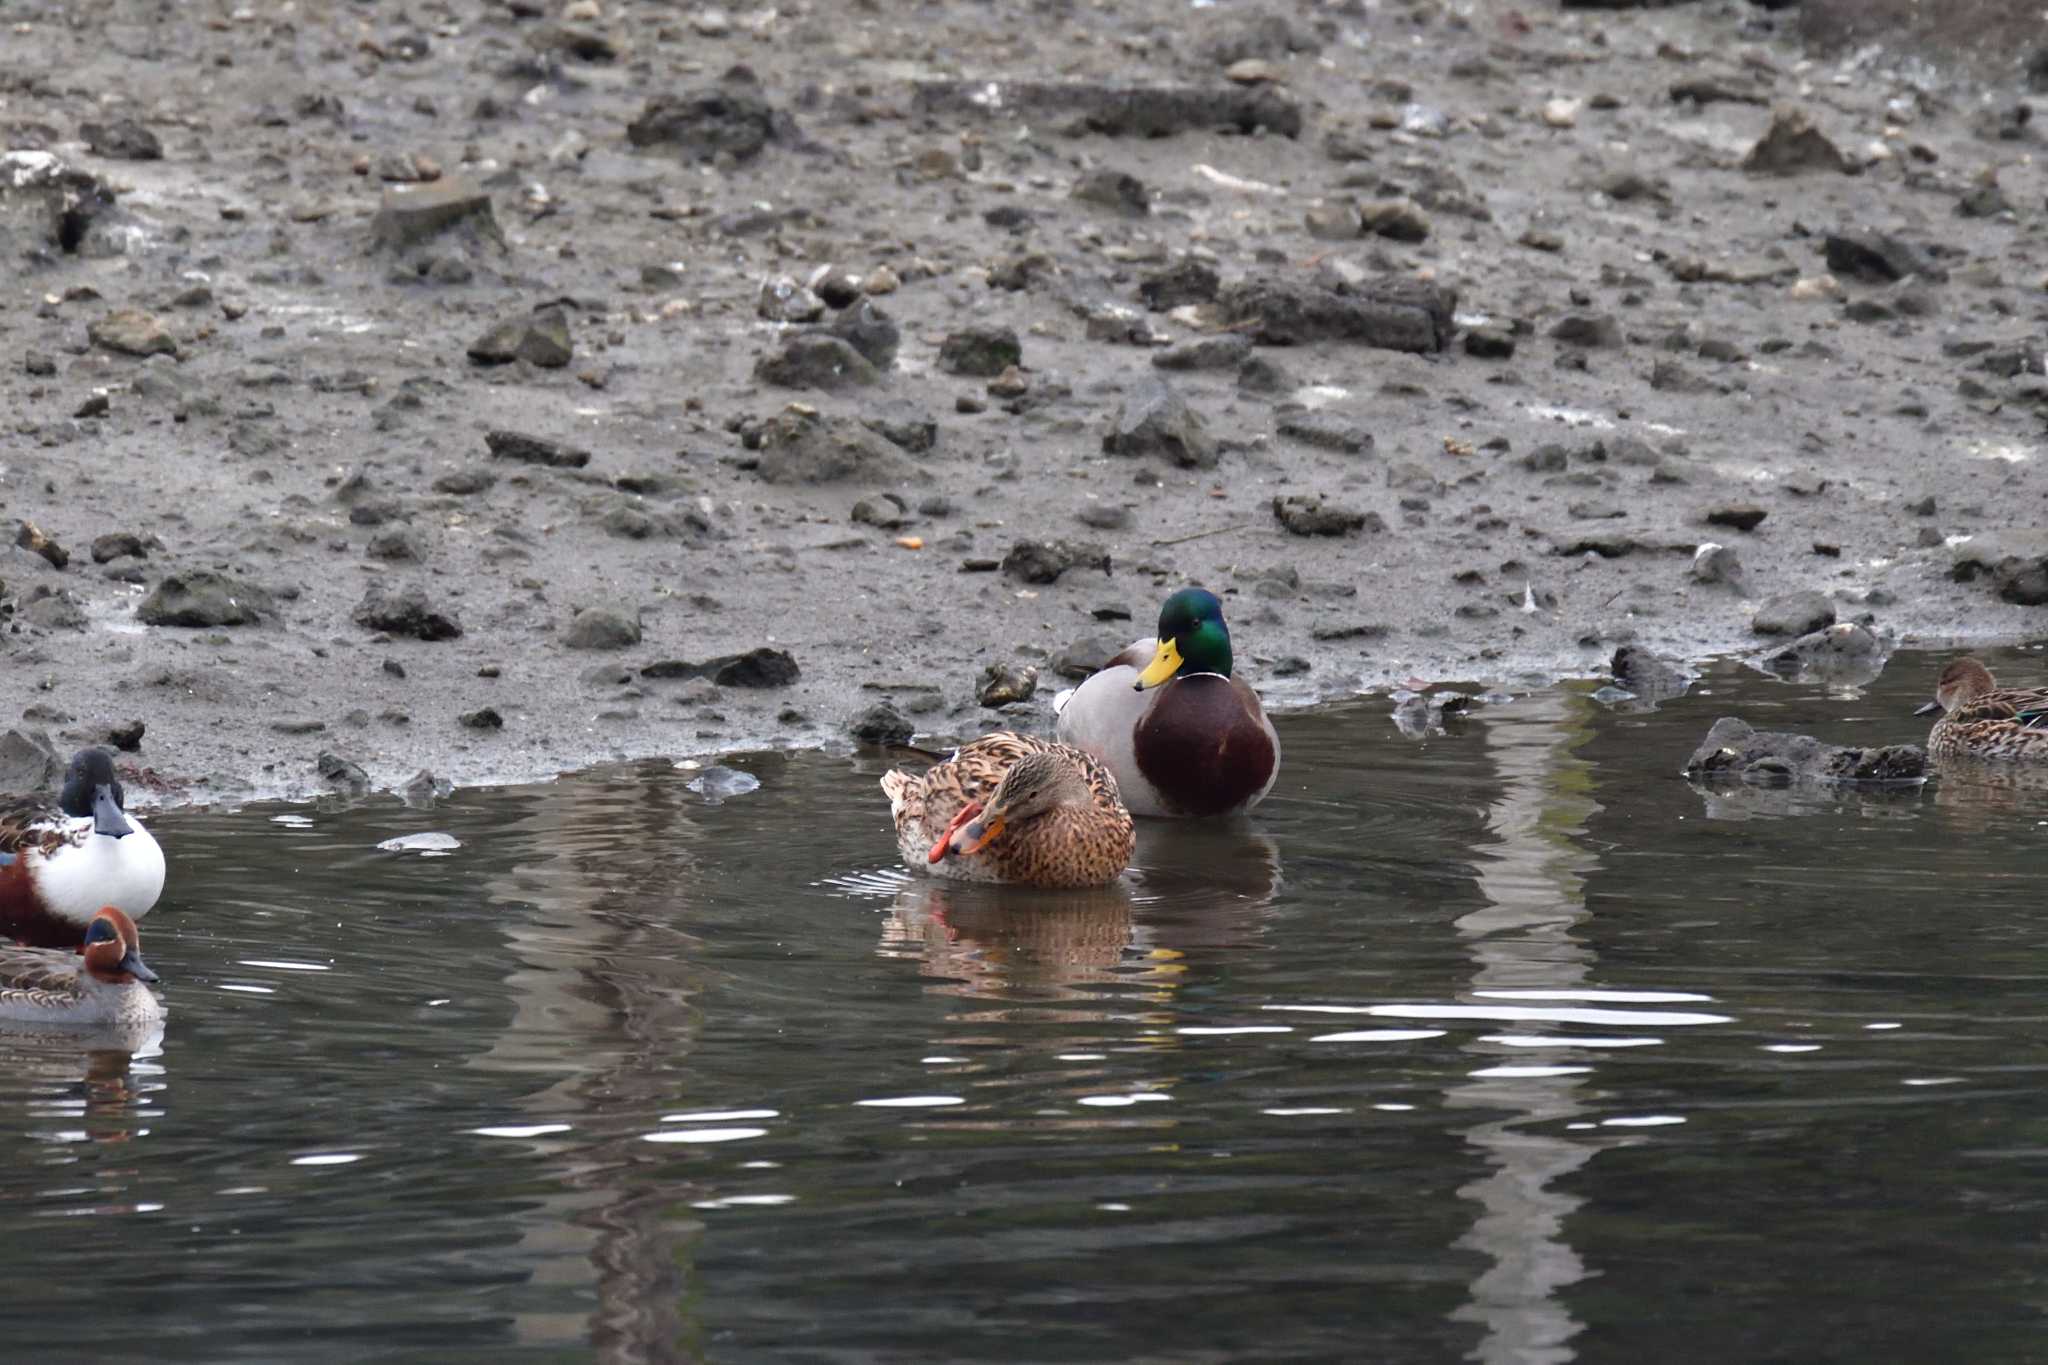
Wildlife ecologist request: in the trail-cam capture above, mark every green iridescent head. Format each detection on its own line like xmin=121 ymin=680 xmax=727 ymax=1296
xmin=1134 ymin=588 xmax=1233 ymax=691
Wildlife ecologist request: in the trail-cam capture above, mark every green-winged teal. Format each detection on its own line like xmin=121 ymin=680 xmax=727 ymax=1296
xmin=1916 ymin=657 xmax=2048 ymax=760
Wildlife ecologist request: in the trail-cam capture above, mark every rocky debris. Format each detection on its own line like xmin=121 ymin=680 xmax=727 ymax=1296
xmin=1742 ymin=107 xmax=1852 ymax=175
xmin=21 ymin=588 xmax=85 ymax=631
xmin=0 ymin=729 xmax=60 ymax=794
xmin=755 ymin=408 xmax=916 ymax=484
xmin=851 ymin=492 xmax=907 ymax=529
xmin=0 ymin=150 xmax=118 ymax=256
xmin=1761 ymin=622 xmax=1887 ymax=682
xmin=626 ymin=83 xmax=788 ymax=161
xmin=485 ymin=429 xmax=591 ymax=469
xmin=758 ymin=275 xmax=826 ymax=324
xmin=562 ymin=607 xmax=641 ymax=651
xmin=1276 ymin=412 xmax=1372 ymax=455
xmin=1824 ymin=231 xmax=1943 ymax=284
xmin=1052 ymin=635 xmax=1123 ymax=680
xmin=644 ymin=649 xmax=799 ymax=687
xmin=353 ymin=584 xmax=461 ymax=641
xmin=938 ymin=326 xmax=1021 ymax=377
xmin=1071 ymin=168 xmax=1149 ymax=215
xmin=1551 ymin=314 xmax=1622 ymax=348
xmin=1463 ymin=326 xmax=1516 ymax=359
xmin=139 ymin=570 xmax=273 ymax=627
xmin=977 ymin=662 xmax=1038 ymax=707
xmin=1152 ymin=334 xmax=1252 ymax=371
xmin=369 ymin=178 xmax=500 ymax=250
xmin=317 ymin=751 xmax=370 ymax=792
xmin=1218 ymin=273 xmax=1455 ymax=351
xmin=1705 ymin=504 xmax=1767 ymax=532
xmin=687 ymin=766 xmax=761 ymax=803
xmin=432 ymin=467 xmax=496 ymax=495
xmin=104 ymin=720 xmax=145 ymax=753
xmin=467 ymin=306 xmax=572 ymax=367
xmin=911 ymin=79 xmax=1302 ymax=138
xmin=1752 ymin=590 xmax=1836 ymax=637
xmin=861 ymin=403 xmax=937 ymax=453
xmin=89 ymin=309 xmax=176 ymax=358
xmin=1138 ymin=258 xmax=1220 ymax=311
xmin=1002 ymin=539 xmax=1110 ymax=585
xmin=1358 ymin=198 xmax=1430 ymax=242
xmin=15 ymin=521 xmax=66 ymax=569
xmin=459 ymin=707 xmax=505 ymax=730
xmin=80 ymin=118 xmax=162 ymax=161
xmin=1609 ymin=645 xmax=1692 ymax=708
xmin=1274 ymin=495 xmax=1373 ymax=537
xmin=1692 ymin=543 xmax=1746 ymax=589
xmin=1685 ymin=717 xmax=1925 ymax=787
xmin=1103 ymin=377 xmax=1217 ymax=469
xmin=849 ymin=702 xmax=913 ymax=746
xmin=754 ymin=334 xmax=880 ymax=389
xmin=367 ymin=528 xmax=424 ymax=561
xmin=821 ymin=300 xmax=901 ymax=370
xmin=1950 ymin=531 xmax=2048 ymax=605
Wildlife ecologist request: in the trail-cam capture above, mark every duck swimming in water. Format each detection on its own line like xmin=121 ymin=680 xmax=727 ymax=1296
xmin=1054 ymin=588 xmax=1280 ymax=818
xmin=0 ymin=905 xmax=162 ymax=1029
xmin=882 ymin=733 xmax=1134 ymax=888
xmin=0 ymin=747 xmax=166 ymax=948
xmin=1916 ymin=656 xmax=2048 ymax=761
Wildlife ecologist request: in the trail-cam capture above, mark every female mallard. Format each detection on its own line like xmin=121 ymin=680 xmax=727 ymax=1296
xmin=1054 ymin=587 xmax=1279 ymax=818
xmin=881 ymin=733 xmax=1134 ymax=888
xmin=0 ymin=905 xmax=163 ymax=1029
xmin=0 ymin=747 xmax=166 ymax=948
xmin=1916 ymin=656 xmax=2048 ymax=761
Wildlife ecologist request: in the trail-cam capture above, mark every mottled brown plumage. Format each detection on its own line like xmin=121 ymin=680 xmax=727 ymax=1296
xmin=1921 ymin=657 xmax=2048 ymax=761
xmin=881 ymin=734 xmax=1134 ymax=888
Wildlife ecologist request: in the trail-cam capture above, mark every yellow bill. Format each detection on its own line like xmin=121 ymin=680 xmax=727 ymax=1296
xmin=1134 ymin=638 xmax=1181 ymax=691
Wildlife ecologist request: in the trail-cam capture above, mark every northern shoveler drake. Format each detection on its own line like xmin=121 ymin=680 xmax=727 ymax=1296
xmin=0 ymin=747 xmax=166 ymax=948
xmin=1916 ymin=656 xmax=2048 ymax=761
xmin=0 ymin=905 xmax=163 ymax=1029
xmin=1054 ymin=587 xmax=1280 ymax=818
xmin=881 ymin=733 xmax=1134 ymax=888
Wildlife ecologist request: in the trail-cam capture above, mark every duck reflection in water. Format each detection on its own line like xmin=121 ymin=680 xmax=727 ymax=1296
xmin=879 ymin=823 xmax=1284 ymax=1001
xmin=5 ymin=1028 xmax=165 ymax=1153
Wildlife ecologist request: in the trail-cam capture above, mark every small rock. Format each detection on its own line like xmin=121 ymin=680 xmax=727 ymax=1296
xmin=1692 ymin=543 xmax=1746 ymax=588
xmin=1742 ymin=107 xmax=1851 ymax=176
xmin=1102 ymin=376 xmax=1217 ymax=469
xmin=1761 ymin=623 xmax=1887 ymax=681
xmin=1359 ymin=198 xmax=1430 ymax=242
xmin=1138 ymin=258 xmax=1220 ymax=311
xmin=1752 ymin=590 xmax=1835 ymax=637
xmin=1151 ymin=334 xmax=1252 ymax=371
xmin=861 ymin=265 xmax=901 ymax=295
xmin=1705 ymin=504 xmax=1767 ymax=532
xmin=1071 ymin=168 xmax=1149 ymax=216
xmin=757 ymin=274 xmax=826 ymax=323
xmin=316 ymin=751 xmax=369 ymax=792
xmin=485 ymin=429 xmax=591 ymax=469
xmin=1076 ymin=504 xmax=1131 ymax=531
xmin=1551 ymin=314 xmax=1622 ymax=348
xmin=756 ymin=408 xmax=916 ymax=484
xmin=753 ymin=334 xmax=880 ymax=390
xmin=353 ymin=584 xmax=461 ymax=641
xmin=1273 ymin=495 xmax=1373 ymax=537
xmin=1685 ymin=716 xmax=1923 ymax=786
xmin=0 ymin=730 xmax=60 ymax=794
xmin=459 ymin=707 xmax=504 ymax=730
xmin=1824 ymin=231 xmax=1939 ymax=284
xmin=89 ymin=310 xmax=176 ymax=358
xmin=626 ymin=85 xmax=785 ymax=163
xmin=467 ymin=306 xmax=572 ymax=367
xmin=938 ymin=325 xmax=1021 ymax=377
xmin=1275 ymin=412 xmax=1373 ymax=455
xmin=370 ymin=178 xmax=500 ymax=250
xmin=1002 ymin=539 xmax=1110 ymax=585
xmin=104 ymin=720 xmax=145 ymax=752
xmin=1463 ymin=326 xmax=1516 ymax=359
xmin=688 ymin=767 xmax=761 ymax=804
xmin=433 ymin=467 xmax=497 ymax=495
xmin=851 ymin=492 xmax=907 ymax=529
xmin=977 ymin=662 xmax=1039 ymax=707
xmin=139 ymin=570 xmax=273 ymax=627
xmin=849 ymin=702 xmax=913 ymax=746
xmin=711 ymin=648 xmax=799 ymax=688
xmin=15 ymin=521 xmax=67 ymax=569
xmin=1949 ymin=530 xmax=2048 ymax=605
xmin=367 ymin=528 xmax=424 ymax=561
xmin=1304 ymin=202 xmax=1362 ymax=239
xmin=563 ymin=607 xmax=641 ymax=651
xmin=79 ymin=118 xmax=163 ymax=161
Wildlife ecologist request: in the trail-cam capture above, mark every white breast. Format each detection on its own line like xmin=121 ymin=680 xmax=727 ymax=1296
xmin=1053 ymin=640 xmax=1173 ymax=818
xmin=29 ymin=817 xmax=167 ymax=930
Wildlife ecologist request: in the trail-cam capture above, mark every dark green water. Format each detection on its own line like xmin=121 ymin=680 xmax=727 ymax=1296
xmin=5 ymin=646 xmax=2048 ymax=1363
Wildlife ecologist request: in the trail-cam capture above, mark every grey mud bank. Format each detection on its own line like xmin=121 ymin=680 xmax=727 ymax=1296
xmin=4 ymin=0 xmax=2048 ymax=804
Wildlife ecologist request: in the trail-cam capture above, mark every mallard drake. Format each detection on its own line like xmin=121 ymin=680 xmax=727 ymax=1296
xmin=0 ymin=905 xmax=162 ymax=1029
xmin=1916 ymin=656 xmax=2048 ymax=761
xmin=0 ymin=747 xmax=166 ymax=948
xmin=1054 ymin=587 xmax=1279 ymax=818
xmin=881 ymin=733 xmax=1134 ymax=888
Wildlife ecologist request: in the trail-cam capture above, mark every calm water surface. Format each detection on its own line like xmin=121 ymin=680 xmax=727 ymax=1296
xmin=6 ymin=647 xmax=2048 ymax=1363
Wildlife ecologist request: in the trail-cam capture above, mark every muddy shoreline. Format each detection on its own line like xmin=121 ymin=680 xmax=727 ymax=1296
xmin=4 ymin=0 xmax=2048 ymax=805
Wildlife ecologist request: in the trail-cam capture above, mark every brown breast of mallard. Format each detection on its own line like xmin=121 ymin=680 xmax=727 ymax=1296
xmin=1132 ymin=676 xmax=1276 ymax=817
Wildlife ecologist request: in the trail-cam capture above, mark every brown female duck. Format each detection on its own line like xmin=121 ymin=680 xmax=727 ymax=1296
xmin=1916 ymin=656 xmax=2048 ymax=760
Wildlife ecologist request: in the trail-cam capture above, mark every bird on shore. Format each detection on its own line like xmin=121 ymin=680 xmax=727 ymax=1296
xmin=0 ymin=747 xmax=166 ymax=948
xmin=881 ymin=733 xmax=1134 ymax=888
xmin=0 ymin=905 xmax=163 ymax=1029
xmin=1916 ymin=656 xmax=2048 ymax=761
xmin=1054 ymin=587 xmax=1279 ymax=818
